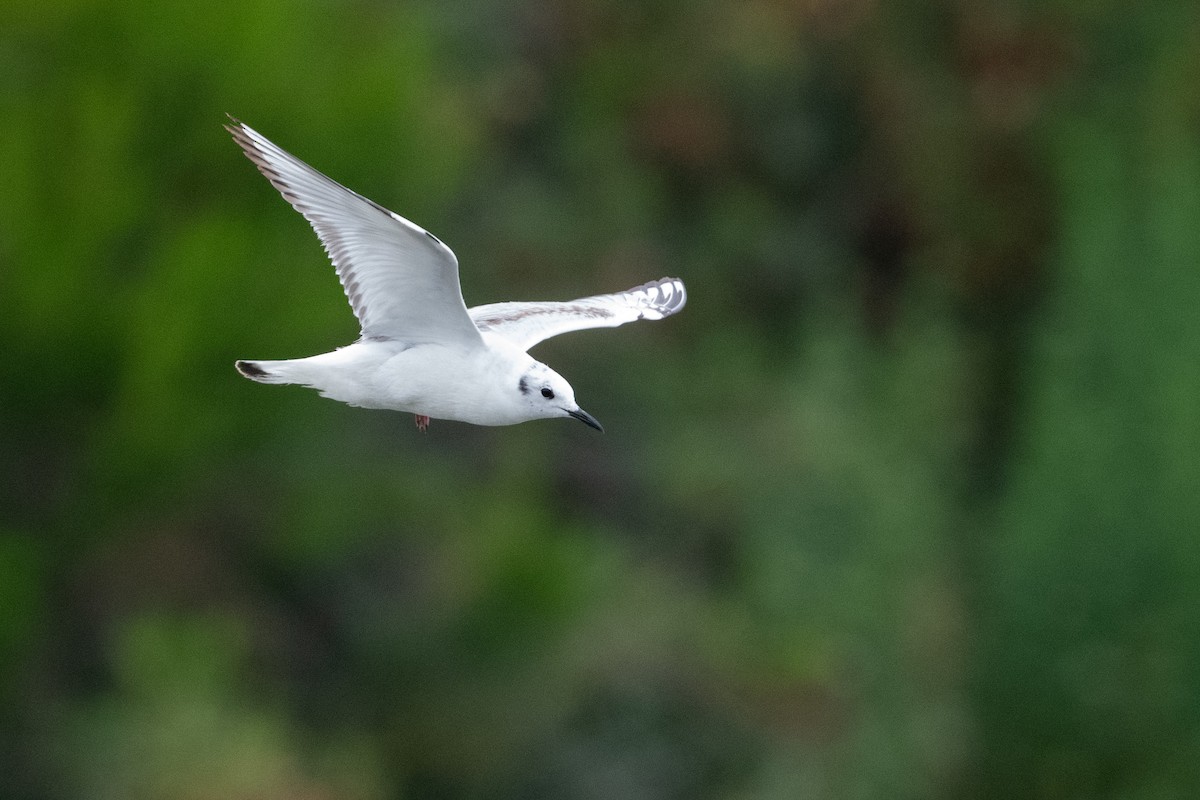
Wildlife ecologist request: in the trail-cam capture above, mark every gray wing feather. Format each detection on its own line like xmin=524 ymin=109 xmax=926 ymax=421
xmin=227 ymin=119 xmax=483 ymax=347
xmin=470 ymin=277 xmax=686 ymax=351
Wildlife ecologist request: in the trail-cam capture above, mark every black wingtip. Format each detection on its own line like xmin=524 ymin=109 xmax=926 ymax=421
xmin=235 ymin=360 xmax=266 ymax=378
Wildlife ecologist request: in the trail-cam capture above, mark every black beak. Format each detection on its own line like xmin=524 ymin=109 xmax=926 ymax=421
xmin=567 ymin=407 xmax=604 ymax=432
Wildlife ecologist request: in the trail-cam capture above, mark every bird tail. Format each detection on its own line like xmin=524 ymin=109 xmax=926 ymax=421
xmin=235 ymin=359 xmax=297 ymax=385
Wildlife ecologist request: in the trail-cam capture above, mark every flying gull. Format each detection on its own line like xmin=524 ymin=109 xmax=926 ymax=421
xmin=227 ymin=119 xmax=686 ymax=432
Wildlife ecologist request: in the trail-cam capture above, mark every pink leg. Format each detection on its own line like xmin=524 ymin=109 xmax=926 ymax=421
xmin=414 ymin=414 xmax=430 ymax=432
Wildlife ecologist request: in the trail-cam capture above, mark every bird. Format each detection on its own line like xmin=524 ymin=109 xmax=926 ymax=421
xmin=226 ymin=119 xmax=686 ymax=432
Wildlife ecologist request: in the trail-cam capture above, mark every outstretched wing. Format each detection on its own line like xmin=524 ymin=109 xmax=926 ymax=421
xmin=227 ymin=119 xmax=483 ymax=348
xmin=469 ymin=277 xmax=686 ymax=352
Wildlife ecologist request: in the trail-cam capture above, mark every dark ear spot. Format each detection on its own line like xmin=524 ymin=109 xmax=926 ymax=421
xmin=518 ymin=376 xmax=531 ymax=395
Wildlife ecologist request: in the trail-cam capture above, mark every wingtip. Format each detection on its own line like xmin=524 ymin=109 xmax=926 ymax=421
xmin=646 ymin=276 xmax=687 ymax=317
xmin=235 ymin=359 xmax=267 ymax=378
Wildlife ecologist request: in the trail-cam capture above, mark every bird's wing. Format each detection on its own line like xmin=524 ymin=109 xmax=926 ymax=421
xmin=227 ymin=119 xmax=483 ymax=348
xmin=469 ymin=277 xmax=686 ymax=352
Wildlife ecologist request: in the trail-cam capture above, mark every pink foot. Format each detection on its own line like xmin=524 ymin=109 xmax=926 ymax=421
xmin=414 ymin=414 xmax=430 ymax=432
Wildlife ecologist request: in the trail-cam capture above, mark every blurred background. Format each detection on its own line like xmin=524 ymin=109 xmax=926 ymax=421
xmin=3 ymin=0 xmax=1200 ymax=797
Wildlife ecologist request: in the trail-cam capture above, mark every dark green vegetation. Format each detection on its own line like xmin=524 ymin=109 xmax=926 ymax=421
xmin=3 ymin=2 xmax=1199 ymax=798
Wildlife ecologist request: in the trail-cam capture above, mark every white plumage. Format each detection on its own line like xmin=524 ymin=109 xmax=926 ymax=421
xmin=228 ymin=119 xmax=686 ymax=431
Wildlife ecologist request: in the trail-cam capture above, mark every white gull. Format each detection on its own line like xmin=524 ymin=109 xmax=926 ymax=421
xmin=227 ymin=119 xmax=686 ymax=432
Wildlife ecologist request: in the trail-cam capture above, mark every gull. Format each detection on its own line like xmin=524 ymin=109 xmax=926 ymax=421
xmin=227 ymin=119 xmax=686 ymax=432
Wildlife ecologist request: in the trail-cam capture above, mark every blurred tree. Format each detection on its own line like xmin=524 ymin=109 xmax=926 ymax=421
xmin=1 ymin=1 xmax=1199 ymax=799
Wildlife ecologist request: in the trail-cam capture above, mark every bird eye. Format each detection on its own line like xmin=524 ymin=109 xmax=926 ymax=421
xmin=541 ymin=387 xmax=555 ymax=399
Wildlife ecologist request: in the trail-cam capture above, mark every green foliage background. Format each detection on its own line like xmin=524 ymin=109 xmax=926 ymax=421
xmin=3 ymin=1 xmax=1199 ymax=797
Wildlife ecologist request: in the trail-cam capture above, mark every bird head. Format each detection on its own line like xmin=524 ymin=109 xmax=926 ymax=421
xmin=516 ymin=362 xmax=603 ymax=432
